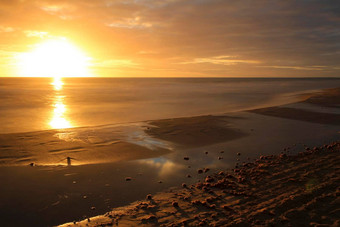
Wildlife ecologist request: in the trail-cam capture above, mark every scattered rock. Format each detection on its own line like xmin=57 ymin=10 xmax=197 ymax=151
xmin=184 ymin=157 xmax=189 ymax=160
xmin=125 ymin=177 xmax=132 ymax=181
xmin=198 ymin=169 xmax=203 ymax=174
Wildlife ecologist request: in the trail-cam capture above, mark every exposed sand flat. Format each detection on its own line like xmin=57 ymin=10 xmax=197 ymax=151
xmin=302 ymin=87 xmax=340 ymax=108
xmin=146 ymin=115 xmax=247 ymax=147
xmin=248 ymin=87 xmax=340 ymax=125
xmin=60 ymin=142 xmax=340 ymax=227
xmin=248 ymin=106 xmax=340 ymax=125
xmin=0 ymin=127 xmax=171 ymax=166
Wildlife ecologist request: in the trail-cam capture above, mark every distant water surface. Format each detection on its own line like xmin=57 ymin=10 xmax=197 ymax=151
xmin=0 ymin=77 xmax=339 ymax=133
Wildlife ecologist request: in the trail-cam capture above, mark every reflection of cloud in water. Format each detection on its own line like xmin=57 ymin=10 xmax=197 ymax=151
xmin=54 ymin=123 xmax=172 ymax=151
xmin=139 ymin=157 xmax=186 ymax=177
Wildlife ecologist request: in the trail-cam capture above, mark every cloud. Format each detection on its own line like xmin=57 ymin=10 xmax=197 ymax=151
xmin=180 ymin=55 xmax=261 ymax=65
xmin=259 ymin=65 xmax=329 ymax=71
xmin=24 ymin=30 xmax=49 ymax=38
xmin=107 ymin=17 xmax=152 ymax=29
xmin=0 ymin=26 xmax=15 ymax=33
xmin=93 ymin=59 xmax=140 ymax=68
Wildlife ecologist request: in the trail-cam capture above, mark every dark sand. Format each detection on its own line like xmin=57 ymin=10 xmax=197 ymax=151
xmin=302 ymin=87 xmax=340 ymax=108
xmin=248 ymin=87 xmax=340 ymax=125
xmin=248 ymin=107 xmax=340 ymax=125
xmin=60 ymin=142 xmax=340 ymax=227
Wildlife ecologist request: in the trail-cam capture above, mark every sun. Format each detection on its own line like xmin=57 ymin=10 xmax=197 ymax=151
xmin=17 ymin=38 xmax=92 ymax=77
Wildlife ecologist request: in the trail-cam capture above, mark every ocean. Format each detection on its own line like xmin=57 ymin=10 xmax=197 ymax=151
xmin=1 ymin=77 xmax=339 ymax=134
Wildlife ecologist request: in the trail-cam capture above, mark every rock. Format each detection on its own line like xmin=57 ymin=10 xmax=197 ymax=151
xmin=198 ymin=169 xmax=203 ymax=174
xmin=172 ymin=201 xmax=179 ymax=207
xmin=184 ymin=157 xmax=189 ymax=160
xmin=205 ymin=176 xmax=214 ymax=183
xmin=205 ymin=151 xmax=208 ymax=154
xmin=182 ymin=183 xmax=187 ymax=188
xmin=203 ymin=168 xmax=210 ymax=173
xmin=90 ymin=206 xmax=96 ymax=210
xmin=125 ymin=177 xmax=132 ymax=181
xmin=237 ymin=152 xmax=241 ymax=156
xmin=218 ymin=157 xmax=223 ymax=160
xmin=187 ymin=174 xmax=191 ymax=178
xmin=146 ymin=194 xmax=152 ymax=200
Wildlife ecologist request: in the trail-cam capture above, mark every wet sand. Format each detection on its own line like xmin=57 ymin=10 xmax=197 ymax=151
xmin=60 ymin=142 xmax=340 ymax=227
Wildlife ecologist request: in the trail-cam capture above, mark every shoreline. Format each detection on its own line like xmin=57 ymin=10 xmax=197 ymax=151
xmin=1 ymin=87 xmax=338 ymax=167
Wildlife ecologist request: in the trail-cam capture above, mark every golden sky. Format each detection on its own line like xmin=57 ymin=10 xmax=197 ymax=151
xmin=0 ymin=0 xmax=339 ymax=77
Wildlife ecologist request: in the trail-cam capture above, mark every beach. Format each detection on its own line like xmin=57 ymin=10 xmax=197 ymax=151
xmin=0 ymin=82 xmax=339 ymax=226
xmin=57 ymin=87 xmax=340 ymax=227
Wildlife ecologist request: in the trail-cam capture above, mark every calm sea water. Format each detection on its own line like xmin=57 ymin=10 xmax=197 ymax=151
xmin=0 ymin=77 xmax=339 ymax=134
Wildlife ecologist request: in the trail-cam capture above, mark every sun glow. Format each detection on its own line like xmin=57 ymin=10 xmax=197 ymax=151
xmin=17 ymin=38 xmax=92 ymax=77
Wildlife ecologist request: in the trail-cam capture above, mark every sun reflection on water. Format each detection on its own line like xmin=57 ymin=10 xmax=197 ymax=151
xmin=51 ymin=77 xmax=63 ymax=91
xmin=49 ymin=77 xmax=72 ymax=129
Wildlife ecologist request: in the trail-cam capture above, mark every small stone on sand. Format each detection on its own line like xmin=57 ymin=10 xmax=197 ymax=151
xmin=172 ymin=201 xmax=179 ymax=207
xmin=146 ymin=194 xmax=152 ymax=200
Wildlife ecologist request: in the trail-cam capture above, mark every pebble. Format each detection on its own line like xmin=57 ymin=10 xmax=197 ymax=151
xmin=184 ymin=157 xmax=189 ymax=160
xmin=146 ymin=194 xmax=152 ymax=200
xmin=218 ymin=157 xmax=223 ymax=160
xmin=172 ymin=201 xmax=179 ymax=207
xmin=125 ymin=177 xmax=132 ymax=181
xmin=198 ymin=169 xmax=203 ymax=174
